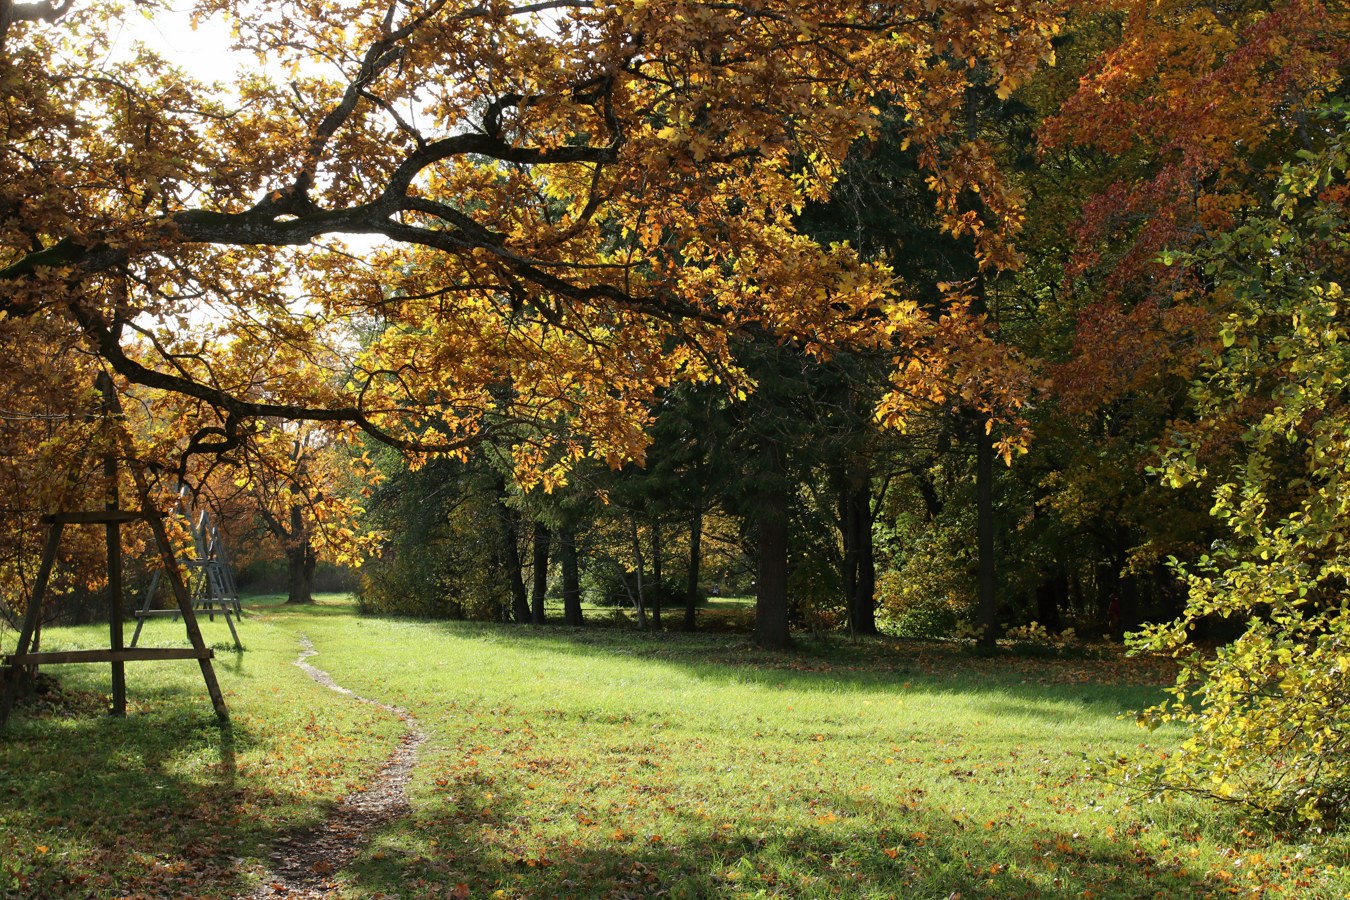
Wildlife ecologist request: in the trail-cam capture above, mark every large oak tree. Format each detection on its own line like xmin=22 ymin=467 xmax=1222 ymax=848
xmin=2 ymin=0 xmax=1055 ymax=451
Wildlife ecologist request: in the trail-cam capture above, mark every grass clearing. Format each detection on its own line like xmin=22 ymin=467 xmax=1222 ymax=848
xmin=3 ymin=595 xmax=1349 ymax=897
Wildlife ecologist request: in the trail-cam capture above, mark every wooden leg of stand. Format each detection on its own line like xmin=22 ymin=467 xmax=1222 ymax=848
xmin=107 ymin=518 xmax=125 ymax=717
xmin=146 ymin=514 xmax=229 ymax=722
xmin=0 ymin=524 xmax=63 ymax=727
xmin=222 ymin=606 xmax=242 ymax=651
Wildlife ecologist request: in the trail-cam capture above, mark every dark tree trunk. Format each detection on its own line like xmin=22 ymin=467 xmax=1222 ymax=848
xmin=845 ymin=464 xmax=877 ymax=636
xmin=916 ymin=471 xmax=943 ymax=522
xmin=1153 ymin=563 xmax=1185 ymax=619
xmin=854 ymin=490 xmax=876 ymax=635
xmin=560 ymin=525 xmax=583 ymax=626
xmin=684 ymin=506 xmax=702 ymax=632
xmin=650 ymin=520 xmax=662 ymax=630
xmin=1035 ymin=576 xmax=1063 ymax=632
xmin=284 ymin=505 xmax=315 ymax=604
xmin=530 ymin=521 xmax=550 ymax=625
xmin=961 ymin=95 xmax=999 ymax=650
xmin=755 ymin=445 xmax=791 ymax=649
xmin=837 ymin=464 xmax=859 ymax=627
xmin=976 ymin=423 xmax=998 ymax=648
xmin=1095 ymin=560 xmax=1119 ymax=639
xmin=496 ymin=485 xmax=529 ymax=623
xmin=1069 ymin=568 xmax=1085 ymax=622
xmin=506 ymin=533 xmax=530 ymax=623
xmin=1115 ymin=528 xmax=1140 ymax=637
xmin=285 ymin=545 xmax=315 ymax=605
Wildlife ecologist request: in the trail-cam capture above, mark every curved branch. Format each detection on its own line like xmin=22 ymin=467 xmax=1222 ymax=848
xmin=70 ymin=302 xmax=476 ymax=457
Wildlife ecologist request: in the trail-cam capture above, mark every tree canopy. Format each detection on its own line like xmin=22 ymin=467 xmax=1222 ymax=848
xmin=2 ymin=0 xmax=1055 ymax=471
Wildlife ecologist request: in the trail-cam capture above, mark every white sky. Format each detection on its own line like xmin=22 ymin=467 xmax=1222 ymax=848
xmin=109 ymin=3 xmax=252 ymax=83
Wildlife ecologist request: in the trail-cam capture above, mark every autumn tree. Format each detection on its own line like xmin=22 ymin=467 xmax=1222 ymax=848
xmin=219 ymin=421 xmax=375 ymax=604
xmin=1037 ymin=0 xmax=1350 ymax=822
xmin=1121 ymin=110 xmax=1350 ymax=825
xmin=1 ymin=0 xmax=1061 ymax=556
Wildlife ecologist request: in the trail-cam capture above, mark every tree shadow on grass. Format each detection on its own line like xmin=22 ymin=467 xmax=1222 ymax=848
xmin=0 ymin=663 xmax=394 ymax=899
xmin=360 ymin=613 xmax=1172 ymax=721
xmin=0 ymin=701 xmax=268 ymax=898
xmin=342 ymin=767 xmax=1216 ymax=899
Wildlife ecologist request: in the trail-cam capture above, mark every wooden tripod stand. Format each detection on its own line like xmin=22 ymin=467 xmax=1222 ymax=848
xmin=0 ymin=377 xmax=230 ymax=727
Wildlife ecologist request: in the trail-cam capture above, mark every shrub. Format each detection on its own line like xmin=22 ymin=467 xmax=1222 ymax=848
xmin=1002 ymin=622 xmax=1078 ymax=656
xmin=1116 ymin=123 xmax=1350 ymax=826
xmin=876 ymin=568 xmax=967 ymax=640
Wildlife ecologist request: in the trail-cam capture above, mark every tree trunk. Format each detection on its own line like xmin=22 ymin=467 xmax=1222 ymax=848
xmin=530 ymin=520 xmax=550 ymax=625
xmin=842 ymin=462 xmax=877 ymax=636
xmin=838 ymin=464 xmax=859 ymax=629
xmin=755 ymin=445 xmax=791 ymax=649
xmin=284 ymin=504 xmax=315 ymax=604
xmin=285 ymin=545 xmax=315 ymax=604
xmin=560 ymin=525 xmax=583 ymax=626
xmin=976 ymin=423 xmax=998 ymax=648
xmin=628 ymin=516 xmax=648 ymax=629
xmin=684 ymin=506 xmax=702 ymax=631
xmin=1115 ymin=528 xmax=1139 ymax=638
xmin=650 ymin=519 xmax=663 ymax=630
xmin=916 ymin=470 xmax=943 ymax=522
xmin=1035 ymin=577 xmax=1063 ymax=632
xmin=852 ymin=475 xmax=877 ymax=635
xmin=1095 ymin=559 xmax=1121 ymax=638
xmin=963 ymin=91 xmax=999 ymax=650
xmin=496 ymin=485 xmax=530 ymax=624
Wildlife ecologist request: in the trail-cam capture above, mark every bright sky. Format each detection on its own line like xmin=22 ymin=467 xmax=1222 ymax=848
xmin=109 ymin=3 xmax=251 ymax=82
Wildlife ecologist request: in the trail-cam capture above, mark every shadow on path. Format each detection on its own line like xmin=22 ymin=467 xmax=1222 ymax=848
xmin=247 ymin=635 xmax=426 ymax=899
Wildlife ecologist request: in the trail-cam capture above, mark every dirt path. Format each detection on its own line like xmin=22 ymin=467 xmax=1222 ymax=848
xmin=248 ymin=636 xmax=426 ymax=899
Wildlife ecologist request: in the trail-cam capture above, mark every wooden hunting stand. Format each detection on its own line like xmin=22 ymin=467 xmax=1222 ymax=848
xmin=0 ymin=376 xmax=230 ymax=727
xmin=130 ymin=485 xmax=242 ymax=651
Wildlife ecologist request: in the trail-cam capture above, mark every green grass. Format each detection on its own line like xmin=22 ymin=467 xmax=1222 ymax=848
xmin=3 ymin=596 xmax=1349 ymax=898
xmin=541 ymin=594 xmax=757 ymax=632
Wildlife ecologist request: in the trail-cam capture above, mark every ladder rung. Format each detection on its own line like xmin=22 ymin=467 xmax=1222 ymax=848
xmin=5 ymin=648 xmax=214 ymax=665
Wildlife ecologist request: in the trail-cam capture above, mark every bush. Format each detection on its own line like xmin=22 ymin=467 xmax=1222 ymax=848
xmin=787 ymin=548 xmax=844 ymax=631
xmin=876 ymin=569 xmax=966 ymax=640
xmin=875 ymin=521 xmax=977 ymax=640
xmin=581 ymin=565 xmax=630 ymax=607
xmin=1002 ymin=622 xmax=1078 ymax=657
xmin=357 ymin=460 xmax=510 ymax=621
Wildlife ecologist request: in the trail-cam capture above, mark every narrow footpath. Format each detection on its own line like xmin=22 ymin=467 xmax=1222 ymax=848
xmin=248 ymin=636 xmax=426 ymax=899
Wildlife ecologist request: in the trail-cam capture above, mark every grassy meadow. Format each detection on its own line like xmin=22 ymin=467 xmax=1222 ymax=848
xmin=2 ymin=595 xmax=1348 ymax=898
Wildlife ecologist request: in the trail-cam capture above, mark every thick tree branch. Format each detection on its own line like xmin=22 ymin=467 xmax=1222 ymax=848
xmin=68 ymin=303 xmax=477 ymax=457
